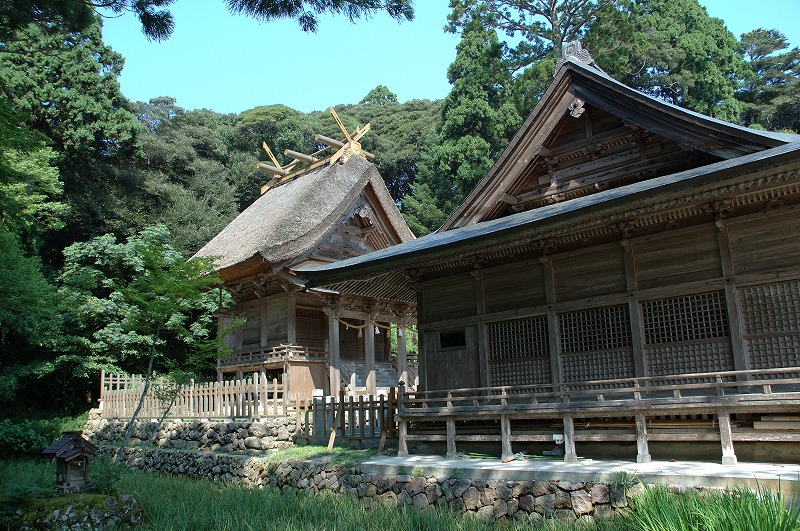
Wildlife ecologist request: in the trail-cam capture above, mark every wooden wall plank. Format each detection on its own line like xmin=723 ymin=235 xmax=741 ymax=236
xmin=423 ymin=275 xmax=477 ymax=322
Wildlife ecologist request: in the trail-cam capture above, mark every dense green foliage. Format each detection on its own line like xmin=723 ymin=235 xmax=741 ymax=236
xmin=0 ymin=414 xmax=86 ymax=457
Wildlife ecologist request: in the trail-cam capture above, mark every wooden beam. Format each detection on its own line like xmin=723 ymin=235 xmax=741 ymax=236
xmin=257 ymin=162 xmax=289 ymax=176
xmin=314 ymin=134 xmax=376 ymax=161
xmin=284 ymin=149 xmax=318 ymax=164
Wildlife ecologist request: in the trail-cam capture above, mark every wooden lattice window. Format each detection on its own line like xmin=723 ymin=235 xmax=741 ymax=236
xmin=296 ymin=308 xmax=325 ymax=352
xmin=642 ymin=291 xmax=734 ymax=377
xmin=740 ymin=281 xmax=800 ymax=370
xmin=487 ymin=316 xmax=551 ymax=387
xmin=240 ymin=306 xmax=261 ymax=349
xmin=340 ymin=318 xmax=361 ymax=360
xmin=559 ymin=305 xmax=634 ymax=384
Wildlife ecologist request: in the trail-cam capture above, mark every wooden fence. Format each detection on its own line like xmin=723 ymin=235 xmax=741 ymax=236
xmin=297 ymin=388 xmax=398 ymax=448
xmin=100 ymin=370 xmax=307 ymax=419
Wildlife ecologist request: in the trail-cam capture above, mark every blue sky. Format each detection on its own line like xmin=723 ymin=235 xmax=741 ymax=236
xmin=100 ymin=0 xmax=800 ymax=115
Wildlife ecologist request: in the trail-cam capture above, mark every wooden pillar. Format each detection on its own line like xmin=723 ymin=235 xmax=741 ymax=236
xmin=326 ymin=308 xmax=341 ymax=397
xmin=286 ymin=294 xmax=297 ymax=345
xmin=716 ymin=218 xmax=750 ymax=372
xmin=563 ymin=414 xmax=578 ymax=463
xmin=634 ymin=413 xmax=651 ymax=463
xmin=260 ymin=300 xmax=268 ymax=347
xmin=500 ymin=414 xmax=512 ymax=460
xmin=398 ymin=325 xmax=408 ymax=386
xmin=397 ymin=382 xmax=409 ymax=456
xmin=446 ymin=419 xmax=457 ymax=458
xmin=474 ymin=269 xmax=490 ymax=387
xmin=623 ymin=240 xmax=647 ymax=378
xmin=365 ymin=318 xmax=376 ymax=396
xmin=542 ymin=256 xmax=562 ymax=386
xmin=398 ymin=419 xmax=409 ymax=456
xmin=718 ymin=410 xmax=738 ymax=466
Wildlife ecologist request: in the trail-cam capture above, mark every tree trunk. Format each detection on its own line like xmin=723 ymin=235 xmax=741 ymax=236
xmin=114 ymin=328 xmax=159 ymax=465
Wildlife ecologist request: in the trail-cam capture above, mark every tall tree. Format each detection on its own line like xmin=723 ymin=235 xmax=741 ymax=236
xmin=447 ymin=0 xmax=614 ymax=71
xmin=585 ymin=0 xmax=746 ymax=121
xmin=736 ymin=29 xmax=800 ymax=130
xmin=404 ymin=17 xmax=520 ymax=235
xmin=1 ymin=1 xmax=414 ymax=42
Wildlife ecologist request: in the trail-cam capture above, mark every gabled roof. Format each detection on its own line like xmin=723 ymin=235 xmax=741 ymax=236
xmin=194 ymin=156 xmax=414 ymax=282
xmin=441 ymin=56 xmax=798 ymax=231
xmin=42 ymin=431 xmax=98 ymax=461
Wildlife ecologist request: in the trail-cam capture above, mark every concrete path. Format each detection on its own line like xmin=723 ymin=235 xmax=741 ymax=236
xmin=361 ymin=454 xmax=800 ymax=497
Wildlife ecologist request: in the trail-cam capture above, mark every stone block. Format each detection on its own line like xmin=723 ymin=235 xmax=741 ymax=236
xmin=571 ymin=490 xmax=593 ymax=515
xmin=518 ymin=494 xmax=534 ymax=513
xmin=462 ymin=486 xmax=481 ymax=511
xmin=591 ymin=484 xmax=610 ymax=504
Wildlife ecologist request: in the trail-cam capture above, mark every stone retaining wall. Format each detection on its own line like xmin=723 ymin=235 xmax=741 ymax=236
xmin=105 ymin=447 xmax=704 ymax=525
xmin=84 ymin=417 xmax=300 ymax=453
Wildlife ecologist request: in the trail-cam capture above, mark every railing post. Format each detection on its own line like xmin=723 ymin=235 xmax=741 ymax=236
xmin=718 ymin=409 xmax=738 ymax=466
xmin=397 ymin=382 xmax=409 ymax=457
xmin=500 ymin=414 xmax=512 ymax=460
xmin=563 ymin=415 xmax=578 ymax=463
xmin=635 ymin=413 xmax=651 ymax=463
xmin=446 ymin=418 xmax=457 ymax=458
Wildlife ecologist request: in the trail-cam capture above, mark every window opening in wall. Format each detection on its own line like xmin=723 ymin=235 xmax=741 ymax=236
xmin=439 ymin=329 xmax=466 ymax=349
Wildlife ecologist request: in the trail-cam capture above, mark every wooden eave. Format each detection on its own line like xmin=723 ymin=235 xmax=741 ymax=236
xmin=299 ymin=142 xmax=800 ymax=294
xmin=441 ymin=60 xmax=797 ymax=231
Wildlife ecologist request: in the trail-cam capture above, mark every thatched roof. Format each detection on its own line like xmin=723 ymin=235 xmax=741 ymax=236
xmin=194 ymin=156 xmax=413 ymax=282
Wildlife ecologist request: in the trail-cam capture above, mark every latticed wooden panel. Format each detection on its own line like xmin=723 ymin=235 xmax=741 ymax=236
xmin=375 ymin=325 xmax=390 ymax=361
xmin=340 ymin=319 xmax=361 ymax=360
xmin=487 ymin=316 xmax=551 ymax=386
xmin=558 ymin=305 xmax=634 ymax=384
xmin=642 ymin=291 xmax=734 ymax=377
xmin=740 ymin=281 xmax=800 ymax=370
xmin=561 ymin=350 xmax=635 ymax=384
xmin=296 ymin=308 xmax=325 ymax=351
xmin=559 ymin=305 xmax=631 ymax=353
xmin=642 ymin=291 xmax=729 ymax=344
xmin=647 ymin=341 xmax=734 ymax=376
xmin=241 ymin=306 xmax=261 ymax=348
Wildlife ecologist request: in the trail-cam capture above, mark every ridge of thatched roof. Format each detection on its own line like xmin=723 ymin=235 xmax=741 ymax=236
xmin=193 ymin=156 xmax=412 ymax=280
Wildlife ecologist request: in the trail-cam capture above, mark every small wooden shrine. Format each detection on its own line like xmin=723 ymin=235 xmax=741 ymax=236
xmin=42 ymin=431 xmax=98 ymax=494
xmin=299 ymin=42 xmax=800 ymax=464
xmin=194 ymin=108 xmax=417 ymax=400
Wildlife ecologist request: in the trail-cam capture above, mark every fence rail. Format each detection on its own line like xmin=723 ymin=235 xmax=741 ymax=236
xmin=100 ymin=370 xmax=308 ymax=419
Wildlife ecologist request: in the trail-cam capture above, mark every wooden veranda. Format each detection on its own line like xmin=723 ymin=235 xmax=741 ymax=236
xmin=396 ymin=367 xmax=800 ymax=466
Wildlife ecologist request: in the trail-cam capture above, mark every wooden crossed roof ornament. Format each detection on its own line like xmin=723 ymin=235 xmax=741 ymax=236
xmin=257 ymin=107 xmax=375 ymax=194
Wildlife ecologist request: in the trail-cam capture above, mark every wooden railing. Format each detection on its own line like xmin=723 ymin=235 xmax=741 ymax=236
xmin=100 ymin=370 xmax=310 ymax=419
xmin=396 ymin=367 xmax=800 ymax=465
xmin=297 ymin=388 xmax=397 ymax=450
xmin=217 ymin=344 xmax=326 ymax=369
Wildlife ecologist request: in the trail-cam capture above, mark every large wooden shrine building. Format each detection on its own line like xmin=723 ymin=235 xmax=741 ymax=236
xmin=300 ymin=43 xmax=800 ymax=464
xmin=194 ymin=117 xmax=416 ymax=400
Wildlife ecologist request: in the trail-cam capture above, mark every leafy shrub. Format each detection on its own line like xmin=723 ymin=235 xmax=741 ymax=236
xmin=90 ymin=456 xmax=123 ymax=495
xmin=0 ymin=419 xmax=54 ymax=456
xmin=0 ymin=413 xmax=87 ymax=457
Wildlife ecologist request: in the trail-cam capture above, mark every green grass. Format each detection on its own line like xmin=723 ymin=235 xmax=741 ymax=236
xmin=2 ymin=458 xmax=797 ymax=531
